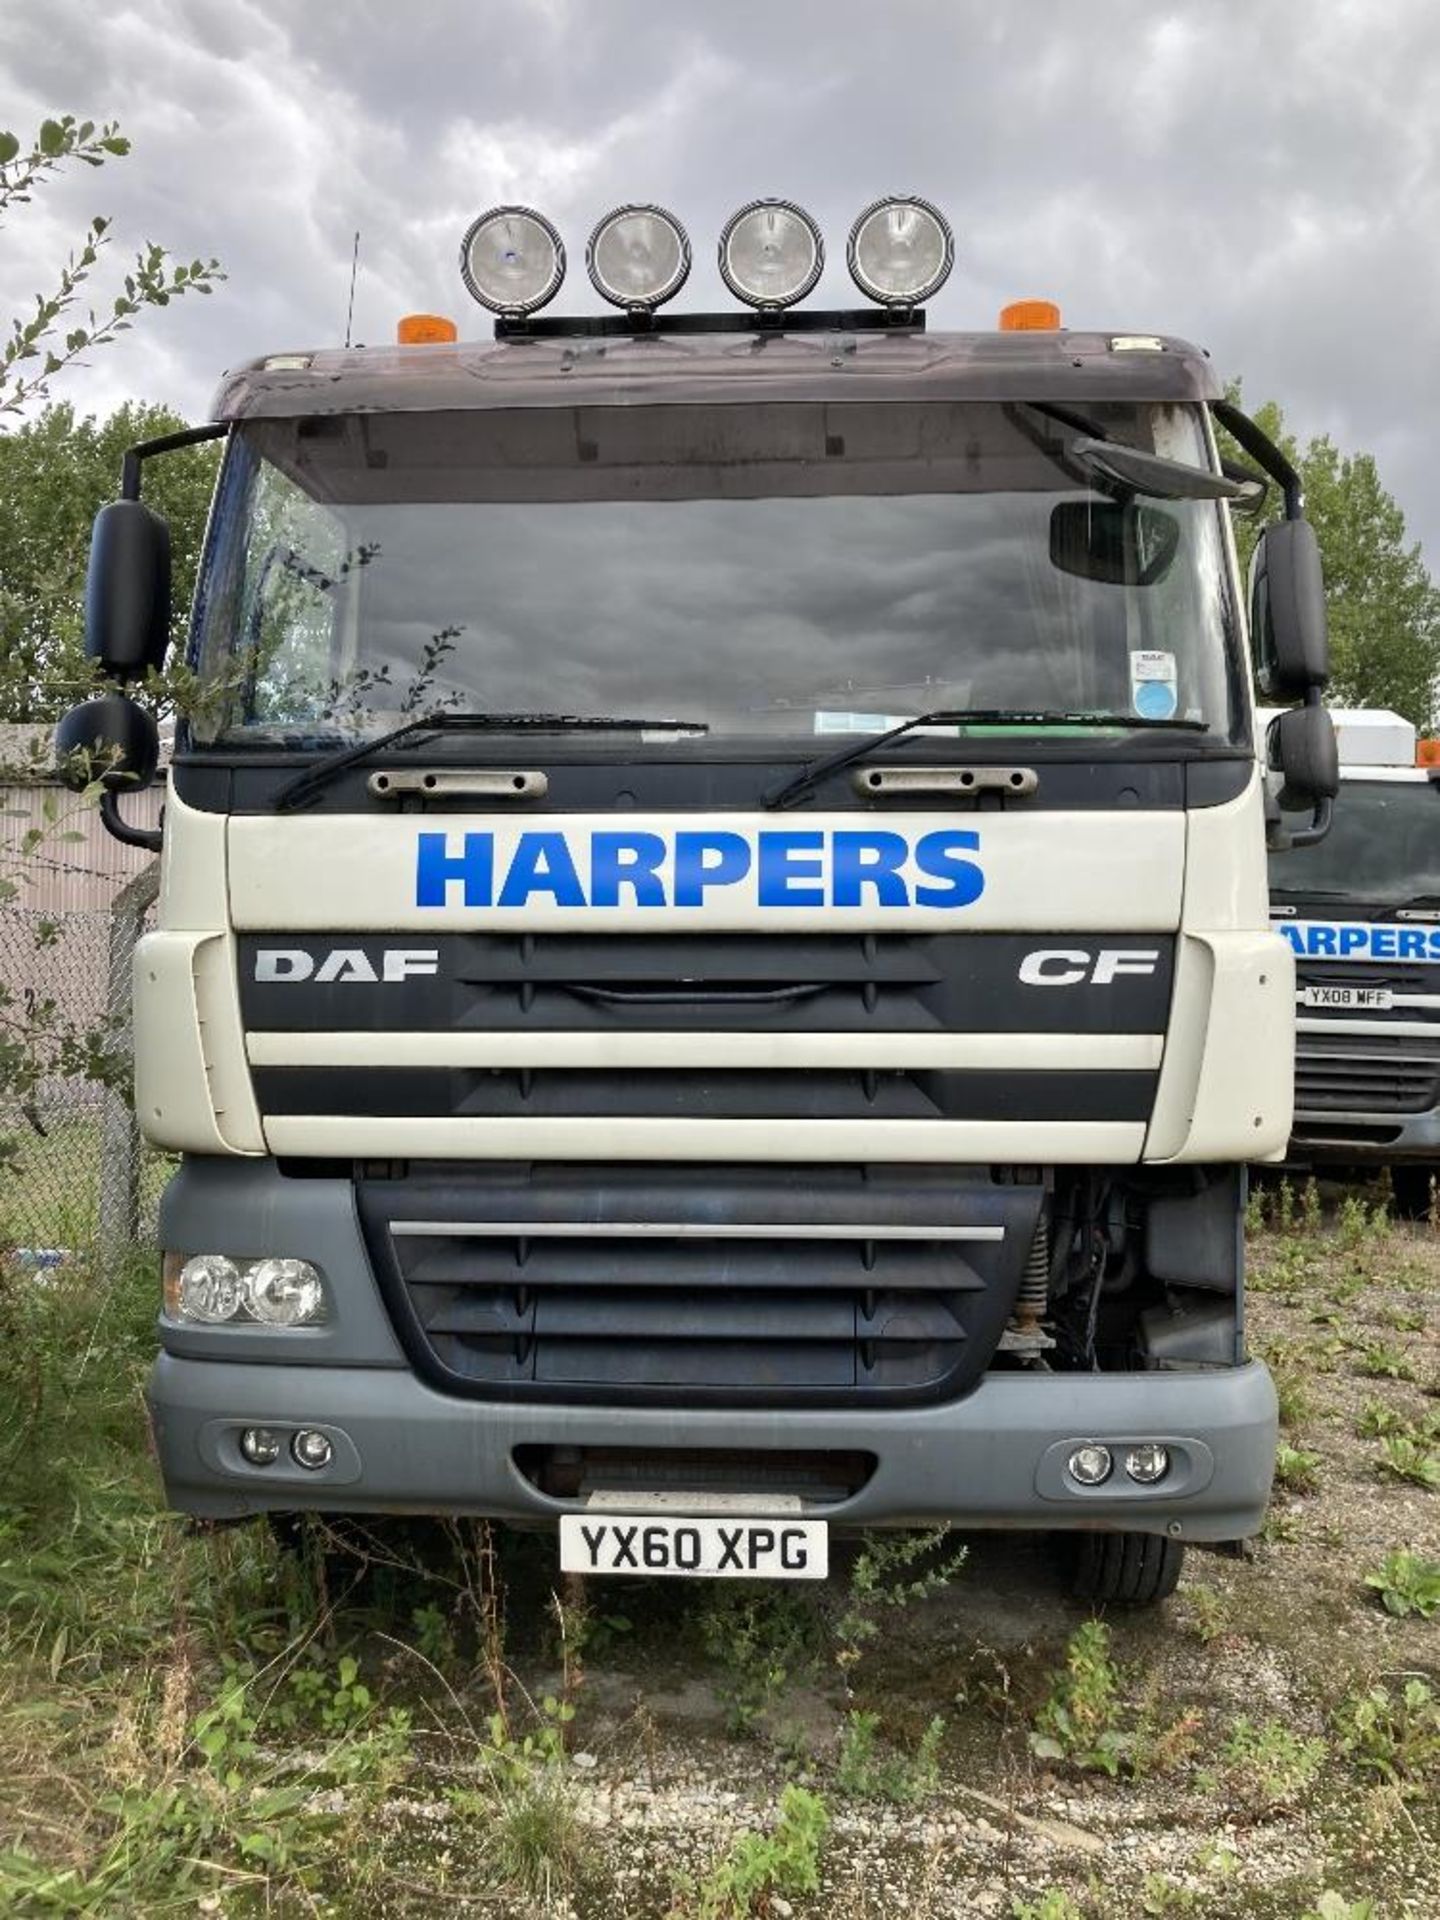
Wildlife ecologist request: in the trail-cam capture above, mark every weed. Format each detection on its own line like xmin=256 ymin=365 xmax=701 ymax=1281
xmin=1377 ymin=1304 xmax=1426 ymax=1333
xmin=834 ymin=1708 xmax=946 ymax=1804
xmin=1261 ymin=1507 xmax=1305 ymax=1544
xmin=1356 ymin=1342 xmax=1416 ymax=1381
xmin=832 ymin=1525 xmax=967 ymax=1671
xmin=1338 ymin=1193 xmax=1390 ymax=1251
xmin=1140 ymin=1875 xmax=1197 ymax=1915
xmin=1356 ymin=1400 xmax=1411 ymax=1438
xmin=1334 ymin=1677 xmax=1440 ymax=1786
xmin=447 ymin=1694 xmax=586 ymax=1899
xmin=1303 ymin=1898 xmax=1378 ymax=1920
xmin=1273 ymin=1365 xmax=1314 ymax=1433
xmin=1030 ymin=1620 xmax=1133 ymax=1778
xmin=411 ymin=1599 xmax=458 ymax=1671
xmin=1210 ymin=1716 xmax=1326 ymax=1812
xmin=1376 ymin=1434 xmax=1440 ymax=1489
xmin=1183 ymin=1582 xmax=1228 ymax=1645
xmin=1011 ymin=1893 xmax=1085 ymax=1920
xmin=680 ymin=1783 xmax=829 ymax=1918
xmin=699 ymin=1588 xmax=823 ymax=1733
xmin=1363 ymin=1549 xmax=1440 ymax=1619
xmin=1274 ymin=1443 xmax=1322 ymax=1494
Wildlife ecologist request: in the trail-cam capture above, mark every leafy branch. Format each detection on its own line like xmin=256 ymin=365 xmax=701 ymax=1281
xmin=0 ymin=115 xmax=224 ymax=418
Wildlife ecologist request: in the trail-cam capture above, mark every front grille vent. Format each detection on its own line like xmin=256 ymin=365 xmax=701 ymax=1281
xmin=359 ymin=1164 xmax=1042 ymax=1409
xmin=1295 ymin=1032 xmax=1440 ymax=1114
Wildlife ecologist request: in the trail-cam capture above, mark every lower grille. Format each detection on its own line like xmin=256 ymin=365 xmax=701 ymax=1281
xmin=1295 ymin=1033 xmax=1440 ymax=1114
xmin=358 ymin=1163 xmax=1042 ymax=1408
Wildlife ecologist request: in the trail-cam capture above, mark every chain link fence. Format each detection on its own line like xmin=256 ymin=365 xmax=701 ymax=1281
xmin=1 ymin=863 xmax=167 ymax=1264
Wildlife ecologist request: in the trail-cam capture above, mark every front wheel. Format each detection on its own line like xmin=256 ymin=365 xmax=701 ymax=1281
xmin=1064 ymin=1531 xmax=1186 ymax=1606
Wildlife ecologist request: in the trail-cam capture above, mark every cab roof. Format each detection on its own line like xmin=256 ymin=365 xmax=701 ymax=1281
xmin=211 ymin=323 xmax=1222 ymax=423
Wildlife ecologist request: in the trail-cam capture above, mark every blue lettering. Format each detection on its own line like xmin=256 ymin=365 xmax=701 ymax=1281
xmin=497 ymin=832 xmax=585 ymax=908
xmin=1309 ymin=926 xmax=1337 ymax=956
xmin=1399 ymin=929 xmax=1426 ymax=959
xmin=832 ymin=831 xmax=909 ymax=907
xmin=757 ymin=831 xmax=825 ymax=906
xmin=1370 ymin=926 xmax=1397 ymax=960
xmin=673 ymin=831 xmax=751 ymax=906
xmin=914 ymin=830 xmax=986 ymax=908
xmin=1278 ymin=924 xmax=1304 ymax=955
xmin=1430 ymin=929 xmax=1440 ymax=960
xmin=590 ymin=832 xmax=667 ymax=907
xmin=1339 ymin=926 xmax=1367 ymax=956
xmin=416 ymin=831 xmax=493 ymax=908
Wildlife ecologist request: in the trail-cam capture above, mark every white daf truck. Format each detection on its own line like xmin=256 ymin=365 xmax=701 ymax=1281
xmin=1269 ymin=707 xmax=1440 ymax=1214
xmin=58 ymin=198 xmax=1337 ymax=1603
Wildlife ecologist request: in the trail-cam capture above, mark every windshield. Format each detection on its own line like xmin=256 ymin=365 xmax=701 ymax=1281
xmin=189 ymin=399 xmax=1241 ymax=747
xmin=1271 ymin=777 xmax=1440 ymax=907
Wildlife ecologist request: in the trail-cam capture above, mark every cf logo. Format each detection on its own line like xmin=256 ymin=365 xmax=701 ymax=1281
xmin=1019 ymin=949 xmax=1160 ymax=986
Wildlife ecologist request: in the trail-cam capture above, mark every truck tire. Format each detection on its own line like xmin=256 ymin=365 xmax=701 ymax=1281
xmin=1066 ymin=1531 xmax=1185 ymax=1605
xmin=1390 ymin=1166 xmax=1436 ymax=1221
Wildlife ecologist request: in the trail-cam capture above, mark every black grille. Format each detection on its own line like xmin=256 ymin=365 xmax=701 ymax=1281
xmin=1295 ymin=958 xmax=1440 ymax=1023
xmin=358 ymin=1163 xmax=1042 ymax=1408
xmin=1295 ymin=1032 xmax=1440 ymax=1114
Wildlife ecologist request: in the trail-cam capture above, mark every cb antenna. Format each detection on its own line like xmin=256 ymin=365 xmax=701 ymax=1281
xmin=344 ymin=230 xmax=360 ymax=348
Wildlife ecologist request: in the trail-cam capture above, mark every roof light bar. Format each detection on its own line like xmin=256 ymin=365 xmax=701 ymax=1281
xmin=718 ymin=199 xmax=824 ymax=310
xmin=587 ymin=204 xmax=692 ymax=311
xmin=460 ymin=206 xmax=565 ymax=316
xmin=847 ymin=196 xmax=954 ymax=307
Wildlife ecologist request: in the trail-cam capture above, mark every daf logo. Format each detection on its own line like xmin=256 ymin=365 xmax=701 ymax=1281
xmin=1018 ymin=948 xmax=1160 ymax=986
xmin=254 ymin=948 xmax=438 ymax=984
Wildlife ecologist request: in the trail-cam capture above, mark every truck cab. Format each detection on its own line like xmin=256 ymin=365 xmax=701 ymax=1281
xmin=56 ymin=198 xmax=1336 ymax=1603
xmin=1269 ymin=707 xmax=1440 ymax=1214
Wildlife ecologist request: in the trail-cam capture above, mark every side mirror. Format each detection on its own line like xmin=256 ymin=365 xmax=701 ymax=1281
xmin=1266 ymin=703 xmax=1338 ymax=850
xmin=85 ymin=499 xmax=172 ymax=681
xmin=54 ymin=693 xmax=163 ymax=851
xmin=1251 ymin=520 xmax=1328 ymax=700
xmin=1049 ymin=501 xmax=1181 ymax=586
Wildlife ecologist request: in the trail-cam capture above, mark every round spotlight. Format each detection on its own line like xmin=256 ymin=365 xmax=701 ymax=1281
xmin=459 ymin=206 xmax=565 ymax=316
xmin=847 ymin=195 xmax=954 ymax=307
xmin=1067 ymin=1443 xmax=1114 ymax=1487
xmin=292 ymin=1429 xmax=334 ymax=1471
xmin=718 ymin=199 xmax=824 ymax=309
xmin=1124 ymin=1443 xmax=1171 ymax=1485
xmin=239 ymin=1426 xmax=283 ymax=1466
xmin=246 ymin=1257 xmax=325 ymax=1328
xmin=178 ymin=1253 xmax=244 ymax=1324
xmin=587 ymin=204 xmax=691 ymax=310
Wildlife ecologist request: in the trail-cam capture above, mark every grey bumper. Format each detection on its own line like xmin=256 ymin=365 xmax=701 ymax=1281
xmin=1291 ymin=1103 xmax=1440 ymax=1163
xmin=148 ymin=1353 xmax=1278 ymax=1541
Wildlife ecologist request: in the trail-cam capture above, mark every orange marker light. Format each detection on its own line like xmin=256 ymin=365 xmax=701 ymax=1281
xmin=1417 ymin=739 xmax=1440 ymax=767
xmin=999 ymin=298 xmax=1062 ymax=332
xmin=396 ymin=313 xmax=458 ymax=345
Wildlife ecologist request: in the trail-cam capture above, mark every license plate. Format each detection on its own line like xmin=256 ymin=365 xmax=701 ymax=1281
xmin=1300 ymin=985 xmax=1392 ymax=1010
xmin=559 ymin=1513 xmax=828 ymax=1580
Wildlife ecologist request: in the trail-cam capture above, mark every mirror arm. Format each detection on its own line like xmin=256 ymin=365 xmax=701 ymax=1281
xmin=121 ymin=421 xmax=228 ymax=501
xmin=1211 ymin=401 xmax=1302 ymax=520
xmin=1284 ymin=794 xmax=1333 ymax=851
xmin=99 ymin=789 xmax=162 ymax=852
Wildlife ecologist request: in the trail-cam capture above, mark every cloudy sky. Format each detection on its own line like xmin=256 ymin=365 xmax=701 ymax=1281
xmin=2 ymin=0 xmax=1438 ymax=559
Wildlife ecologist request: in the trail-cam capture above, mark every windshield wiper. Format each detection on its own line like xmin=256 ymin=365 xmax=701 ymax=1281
xmin=763 ymin=709 xmax=1207 ymax=812
xmin=272 ymin=709 xmax=708 ymax=813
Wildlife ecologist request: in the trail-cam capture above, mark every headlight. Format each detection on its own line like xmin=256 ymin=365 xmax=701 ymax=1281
xmin=175 ymin=1253 xmax=244 ymax=1324
xmin=847 ymin=195 xmax=954 ymax=307
xmin=587 ymin=204 xmax=691 ymax=310
xmin=718 ymin=199 xmax=824 ymax=309
xmin=164 ymin=1253 xmax=328 ymax=1327
xmin=246 ymin=1257 xmax=326 ymax=1327
xmin=459 ymin=205 xmax=566 ymax=315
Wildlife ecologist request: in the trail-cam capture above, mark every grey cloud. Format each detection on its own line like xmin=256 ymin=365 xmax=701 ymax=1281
xmin=1 ymin=0 xmax=1437 ymax=562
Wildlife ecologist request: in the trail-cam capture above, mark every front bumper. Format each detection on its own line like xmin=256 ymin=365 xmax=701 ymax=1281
xmin=148 ymin=1353 xmax=1278 ymax=1542
xmin=1290 ymin=1103 xmax=1440 ymax=1164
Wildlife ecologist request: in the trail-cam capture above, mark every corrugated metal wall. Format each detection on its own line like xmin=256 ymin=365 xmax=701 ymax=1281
xmin=4 ymin=781 xmax=165 ymax=914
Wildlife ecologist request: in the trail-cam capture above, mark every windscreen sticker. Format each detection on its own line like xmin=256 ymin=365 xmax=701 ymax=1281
xmin=1130 ymin=650 xmax=1178 ymax=721
xmin=813 ymin=710 xmax=908 ymax=734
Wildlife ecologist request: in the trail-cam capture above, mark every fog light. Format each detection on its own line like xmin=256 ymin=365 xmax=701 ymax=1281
xmin=847 ymin=195 xmax=954 ymax=307
xmin=246 ymin=1257 xmax=325 ymax=1327
xmin=460 ymin=205 xmax=565 ymax=315
xmin=1067 ymin=1443 xmax=1113 ymax=1486
xmin=292 ymin=1429 xmax=333 ymax=1471
xmin=719 ymin=199 xmax=824 ymax=309
xmin=1124 ymin=1443 xmax=1171 ymax=1485
xmin=178 ymin=1254 xmax=243 ymax=1324
xmin=239 ymin=1426 xmax=283 ymax=1466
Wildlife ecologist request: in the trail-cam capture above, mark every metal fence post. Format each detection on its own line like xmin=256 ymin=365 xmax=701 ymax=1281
xmin=97 ymin=861 xmax=161 ymax=1268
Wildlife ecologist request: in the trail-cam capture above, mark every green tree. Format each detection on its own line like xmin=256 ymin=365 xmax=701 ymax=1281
xmin=1223 ymin=392 xmax=1440 ymax=730
xmin=0 ymin=401 xmax=219 ymax=722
